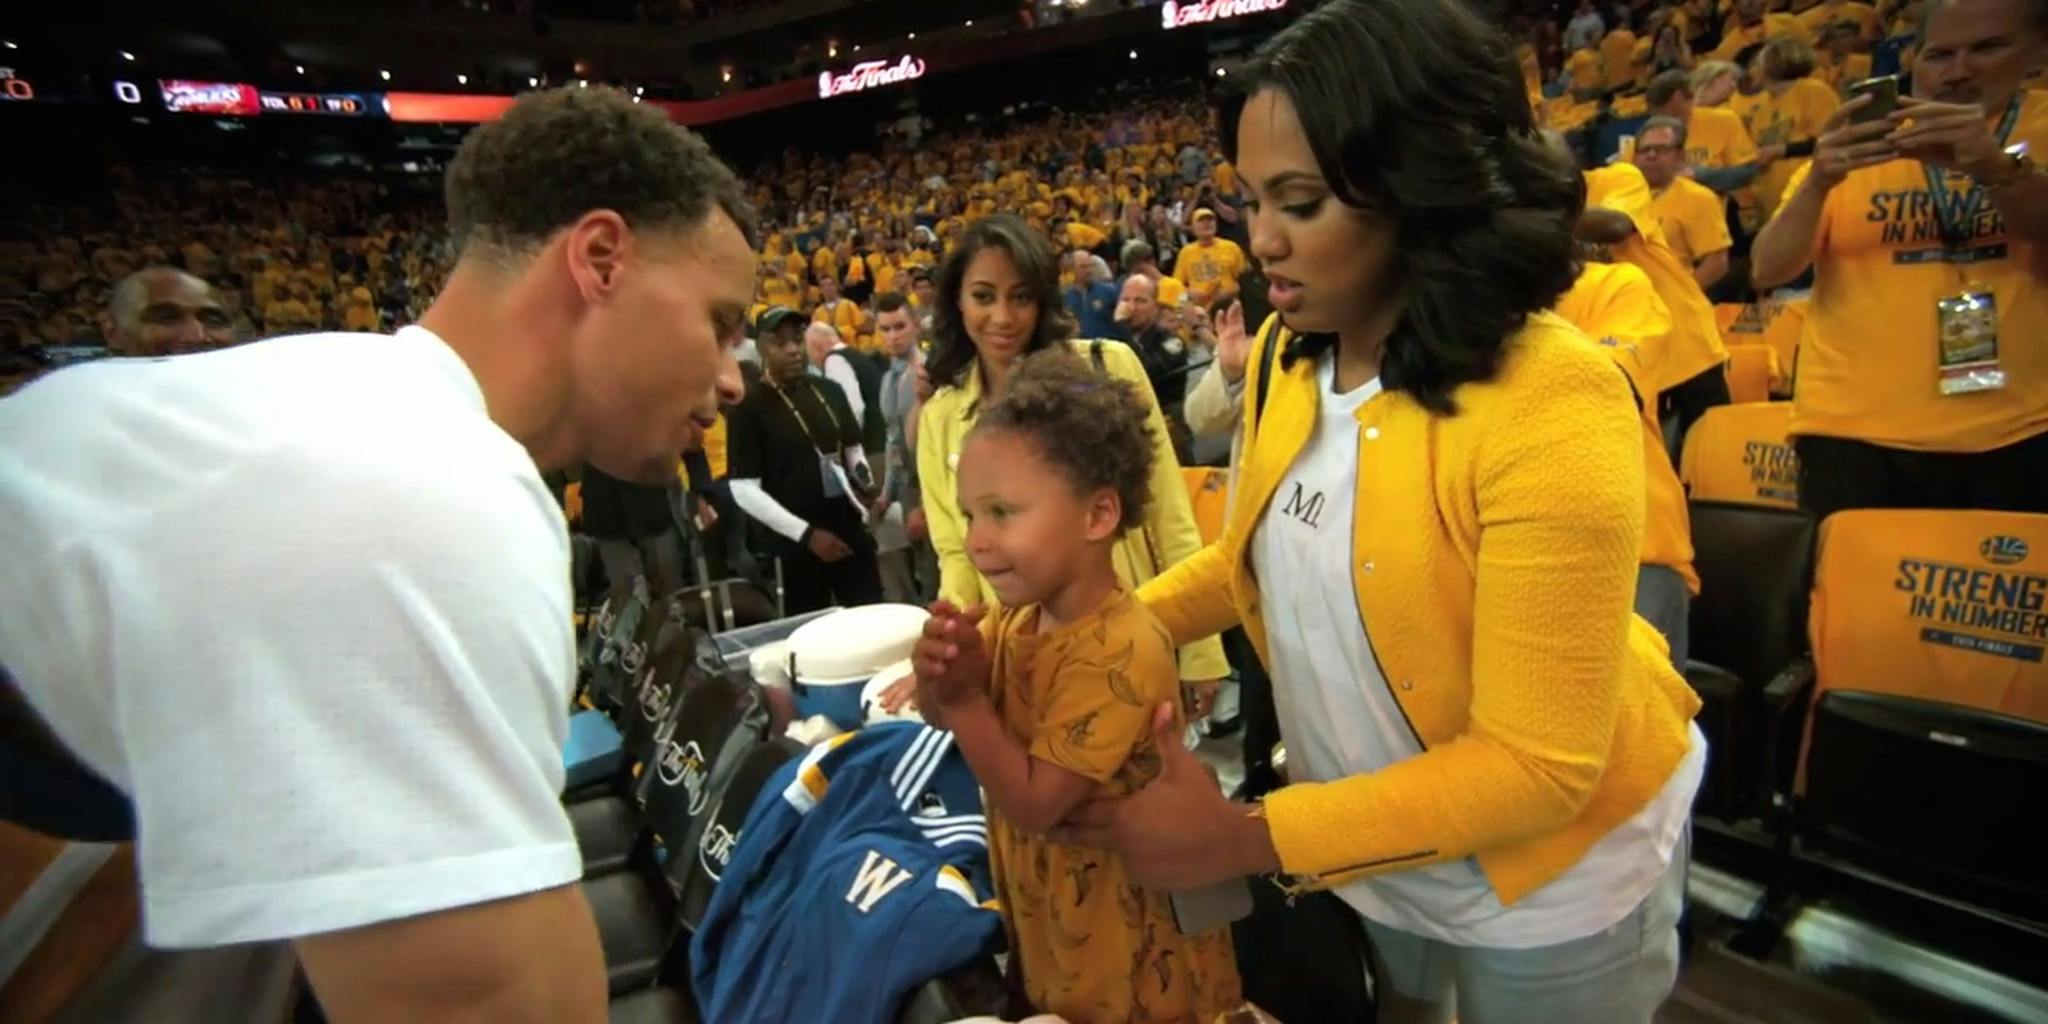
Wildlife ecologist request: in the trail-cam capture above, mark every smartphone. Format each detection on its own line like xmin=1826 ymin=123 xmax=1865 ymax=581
xmin=1847 ymin=75 xmax=1900 ymax=124
xmin=1170 ymin=877 xmax=1255 ymax=936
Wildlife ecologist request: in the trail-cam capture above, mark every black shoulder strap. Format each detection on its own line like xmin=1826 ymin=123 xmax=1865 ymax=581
xmin=1251 ymin=321 xmax=1283 ymax=434
xmin=1088 ymin=339 xmax=1107 ymax=375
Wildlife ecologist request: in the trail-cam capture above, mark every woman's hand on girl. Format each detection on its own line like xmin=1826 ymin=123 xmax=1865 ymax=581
xmin=1054 ymin=703 xmax=1283 ymax=891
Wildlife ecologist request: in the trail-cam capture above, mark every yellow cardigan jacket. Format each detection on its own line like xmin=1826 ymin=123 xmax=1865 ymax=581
xmin=917 ymin=339 xmax=1229 ymax=681
xmin=1139 ymin=312 xmax=1701 ymax=905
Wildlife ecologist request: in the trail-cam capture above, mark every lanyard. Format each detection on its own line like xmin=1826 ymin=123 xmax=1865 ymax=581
xmin=768 ymin=377 xmax=847 ymax=453
xmin=1921 ymin=96 xmax=2023 ymax=252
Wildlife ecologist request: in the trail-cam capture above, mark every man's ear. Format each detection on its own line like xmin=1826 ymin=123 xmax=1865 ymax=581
xmin=1084 ymin=488 xmax=1124 ymax=543
xmin=564 ymin=209 xmax=631 ymax=303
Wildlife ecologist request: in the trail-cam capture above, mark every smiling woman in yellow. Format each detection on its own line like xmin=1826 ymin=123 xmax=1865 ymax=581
xmin=914 ymin=215 xmax=1229 ymax=691
xmin=1043 ymin=3 xmax=1706 ymax=1022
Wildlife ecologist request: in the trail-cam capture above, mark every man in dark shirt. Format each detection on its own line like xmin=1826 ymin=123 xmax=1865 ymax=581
xmin=726 ymin=307 xmax=882 ymax=614
xmin=1113 ymin=274 xmax=1186 ymax=406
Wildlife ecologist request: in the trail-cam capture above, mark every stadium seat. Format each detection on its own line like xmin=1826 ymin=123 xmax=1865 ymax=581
xmin=1806 ymin=510 xmax=2048 ymax=730
xmin=892 ymin=957 xmax=1011 ymax=1024
xmin=608 ymin=986 xmax=698 ymax=1024
xmin=1685 ymin=499 xmax=1815 ymax=821
xmin=1679 ymin=402 xmax=1800 ymax=511
xmin=1713 ymin=298 xmax=1805 ymax=395
xmin=572 ymin=791 xmax=641 ymax=879
xmin=676 ymin=735 xmax=807 ymax=933
xmin=584 ymin=867 xmax=674 ymax=996
xmin=565 ymin=709 xmax=628 ymax=795
xmin=640 ymin=667 xmax=770 ymax=886
xmin=1802 ymin=691 xmax=2048 ymax=923
xmin=589 ymin=589 xmax=658 ymax=716
xmin=1722 ymin=343 xmax=1779 ymax=405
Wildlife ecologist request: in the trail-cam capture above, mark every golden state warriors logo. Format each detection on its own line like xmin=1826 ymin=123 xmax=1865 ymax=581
xmin=637 ymin=669 xmax=671 ymax=724
xmin=620 ymin=638 xmax=649 ymax=677
xmin=659 ymin=739 xmax=712 ymax=815
xmin=1982 ymin=535 xmax=2030 ymax=566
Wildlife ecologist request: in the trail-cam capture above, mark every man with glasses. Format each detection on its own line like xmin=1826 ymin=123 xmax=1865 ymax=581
xmin=1635 ymin=117 xmax=1736 ymax=292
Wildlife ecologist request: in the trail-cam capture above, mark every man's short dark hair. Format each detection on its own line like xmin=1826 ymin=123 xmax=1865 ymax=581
xmin=1640 ymin=115 xmax=1689 ymax=150
xmin=1646 ymin=69 xmax=1693 ymax=109
xmin=873 ymin=291 xmax=911 ymax=316
xmin=444 ymin=86 xmax=755 ymax=261
xmin=1120 ymin=240 xmax=1157 ymax=270
xmin=910 ymin=267 xmax=933 ymax=284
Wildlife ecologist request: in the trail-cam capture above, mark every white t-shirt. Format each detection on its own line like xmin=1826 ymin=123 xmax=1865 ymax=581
xmin=0 ymin=326 xmax=581 ymax=948
xmin=1252 ymin=353 xmax=1704 ymax=949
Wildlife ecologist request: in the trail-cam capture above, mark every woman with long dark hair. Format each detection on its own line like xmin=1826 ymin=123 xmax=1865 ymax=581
xmin=912 ymin=214 xmax=1230 ymax=704
xmin=935 ymin=1 xmax=1707 ymax=1019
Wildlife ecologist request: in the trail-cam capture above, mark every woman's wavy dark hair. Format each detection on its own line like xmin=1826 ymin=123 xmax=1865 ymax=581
xmin=1220 ymin=0 xmax=1584 ymax=415
xmin=926 ymin=214 xmax=1077 ymax=391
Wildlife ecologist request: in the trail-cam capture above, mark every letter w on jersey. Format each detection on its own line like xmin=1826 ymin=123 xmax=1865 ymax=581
xmin=846 ymin=849 xmax=914 ymax=913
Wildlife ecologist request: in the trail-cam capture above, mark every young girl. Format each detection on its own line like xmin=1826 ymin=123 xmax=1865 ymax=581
xmin=912 ymin=350 xmax=1241 ymax=1023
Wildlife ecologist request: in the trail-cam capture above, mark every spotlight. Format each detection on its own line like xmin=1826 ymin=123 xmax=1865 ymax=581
xmin=456 ymin=73 xmax=468 ymax=85
xmin=907 ymin=32 xmax=916 ymax=40
xmin=294 ymin=64 xmax=306 ymax=74
xmin=1128 ymin=50 xmax=1137 ymax=59
xmin=634 ymin=85 xmax=644 ymax=95
xmin=119 ymin=50 xmax=136 ymax=62
xmin=1215 ymin=67 xmax=1228 ymax=77
xmin=380 ymin=69 xmax=392 ymax=81
xmin=529 ymin=76 xmax=540 ymax=87
xmin=2 ymin=41 xmax=17 ymax=50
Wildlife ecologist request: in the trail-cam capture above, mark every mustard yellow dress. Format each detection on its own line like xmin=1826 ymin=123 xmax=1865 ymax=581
xmin=982 ymin=590 xmax=1241 ymax=1023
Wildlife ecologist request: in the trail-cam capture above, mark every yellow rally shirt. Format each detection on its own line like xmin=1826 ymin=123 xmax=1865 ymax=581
xmin=1586 ymin=164 xmax=1728 ymax=391
xmin=1171 ymin=238 xmax=1248 ymax=308
xmin=1780 ymin=92 xmax=2048 ymax=452
xmin=1652 ymin=177 xmax=1735 ymax=270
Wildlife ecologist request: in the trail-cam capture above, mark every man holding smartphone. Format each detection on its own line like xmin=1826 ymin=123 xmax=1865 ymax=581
xmin=1752 ymin=0 xmax=2048 ymax=518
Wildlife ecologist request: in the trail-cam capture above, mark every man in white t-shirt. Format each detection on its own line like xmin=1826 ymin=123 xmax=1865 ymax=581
xmin=0 ymin=86 xmax=755 ymax=1023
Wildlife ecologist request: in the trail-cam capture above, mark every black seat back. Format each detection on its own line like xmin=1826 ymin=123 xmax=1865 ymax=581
xmin=676 ymin=735 xmax=807 ymax=933
xmin=1688 ymin=500 xmax=1814 ymax=687
xmin=620 ymin=606 xmax=691 ymax=777
xmin=591 ymin=591 xmax=656 ymax=713
xmin=1804 ymin=691 xmax=2048 ymax=922
xmin=640 ymin=667 xmax=770 ymax=892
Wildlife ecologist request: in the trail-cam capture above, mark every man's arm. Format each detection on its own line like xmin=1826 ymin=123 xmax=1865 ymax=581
xmin=297 ymin=886 xmax=604 ymax=1024
xmin=823 ymin=352 xmax=865 ymax=424
xmin=1693 ymin=248 xmax=1731 ymax=290
xmin=731 ymin=478 xmax=810 ymax=543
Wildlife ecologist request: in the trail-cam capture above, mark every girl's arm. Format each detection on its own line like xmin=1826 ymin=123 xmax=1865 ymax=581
xmin=938 ymin=698 xmax=1095 ymax=835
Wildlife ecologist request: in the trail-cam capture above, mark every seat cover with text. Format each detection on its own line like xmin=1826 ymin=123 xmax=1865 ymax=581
xmin=1680 ymin=401 xmax=1800 ymax=511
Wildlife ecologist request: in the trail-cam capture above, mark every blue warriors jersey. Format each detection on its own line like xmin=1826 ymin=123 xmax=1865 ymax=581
xmin=690 ymin=722 xmax=1002 ymax=1023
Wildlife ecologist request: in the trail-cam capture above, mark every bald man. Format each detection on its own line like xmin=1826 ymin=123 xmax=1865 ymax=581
xmin=1114 ymin=273 xmax=1186 ymax=406
xmin=108 ymin=267 xmax=234 ymax=357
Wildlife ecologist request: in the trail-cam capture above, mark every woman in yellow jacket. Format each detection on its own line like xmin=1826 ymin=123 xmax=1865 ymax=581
xmin=914 ymin=214 xmax=1230 ymax=700
xmin=1039 ymin=3 xmax=1705 ymax=1021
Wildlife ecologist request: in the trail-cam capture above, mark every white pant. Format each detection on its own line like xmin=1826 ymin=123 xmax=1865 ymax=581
xmin=1367 ymin=831 xmax=1689 ymax=1024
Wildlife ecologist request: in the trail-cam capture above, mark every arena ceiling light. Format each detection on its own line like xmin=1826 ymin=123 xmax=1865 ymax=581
xmin=2 ymin=40 xmax=17 ymax=50
xmin=1128 ymin=49 xmax=1137 ymax=59
xmin=907 ymin=32 xmax=916 ymax=40
xmin=964 ymin=19 xmax=973 ymax=26
xmin=456 ymin=73 xmax=468 ymax=85
xmin=119 ymin=50 xmax=136 ymax=62
xmin=634 ymin=85 xmax=644 ymax=95
xmin=379 ymin=69 xmax=392 ymax=81
xmin=294 ymin=64 xmax=306 ymax=75
xmin=529 ymin=75 xmax=540 ymax=87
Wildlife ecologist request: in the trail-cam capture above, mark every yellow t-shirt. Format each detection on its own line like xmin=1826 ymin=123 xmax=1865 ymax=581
xmin=1780 ymin=92 xmax=2048 ymax=451
xmin=1796 ymin=0 xmax=1881 ymax=40
xmin=1726 ymin=92 xmax=1769 ymax=142
xmin=1687 ymin=106 xmax=1760 ymax=171
xmin=983 ymin=592 xmax=1243 ymax=1023
xmin=1601 ymin=30 xmax=1640 ymax=91
xmin=1750 ymin=78 xmax=1841 ymax=214
xmin=760 ymin=271 xmax=799 ymax=310
xmin=1584 ymin=164 xmax=1728 ymax=391
xmin=812 ymin=247 xmax=840 ymax=284
xmin=814 ymin=298 xmax=861 ymax=346
xmin=1679 ymin=401 xmax=1801 ymax=509
xmin=1567 ymin=48 xmax=1605 ymax=93
xmin=1651 ymin=177 xmax=1735 ymax=270
xmin=784 ymin=250 xmax=808 ymax=281
xmin=1062 ymin=222 xmax=1108 ymax=252
xmin=1710 ymin=14 xmax=1812 ymax=62
xmin=1171 ymin=238 xmax=1248 ymax=308
xmin=871 ymin=257 xmax=901 ymax=298
xmin=1553 ymin=262 xmax=1698 ymax=591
